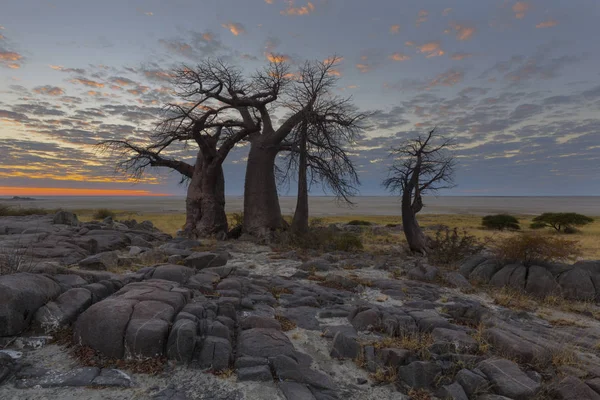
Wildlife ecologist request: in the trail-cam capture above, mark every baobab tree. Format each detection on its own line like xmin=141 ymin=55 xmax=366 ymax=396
xmin=278 ymin=94 xmax=366 ymax=234
xmin=98 ymin=60 xmax=287 ymax=237
xmin=383 ymin=129 xmax=456 ymax=254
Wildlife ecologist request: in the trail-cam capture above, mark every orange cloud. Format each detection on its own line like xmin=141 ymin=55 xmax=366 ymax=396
xmin=447 ymin=22 xmax=476 ymax=40
xmin=0 ymin=34 xmax=4 ymax=40
xmin=144 ymin=11 xmax=153 ymax=16
xmin=417 ymin=42 xmax=445 ymax=58
xmin=266 ymin=53 xmax=289 ymax=63
xmin=0 ymin=51 xmax=22 ymax=62
xmin=281 ymin=1 xmax=315 ymax=16
xmin=512 ymin=2 xmax=529 ymax=19
xmin=389 ymin=53 xmax=410 ymax=61
xmin=202 ymin=32 xmax=213 ymax=41
xmin=0 ymin=187 xmax=169 ymax=197
xmin=328 ymin=69 xmax=342 ymax=76
xmin=71 ymin=78 xmax=104 ymax=88
xmin=416 ymin=10 xmax=428 ymax=26
xmin=443 ymin=8 xmax=452 ymax=16
xmin=7 ymin=63 xmax=20 ymax=69
xmin=265 ymin=0 xmax=273 ymax=3
xmin=356 ymin=64 xmax=370 ymax=73
xmin=426 ymin=69 xmax=464 ymax=89
xmin=221 ymin=22 xmax=245 ymax=36
xmin=536 ymin=19 xmax=558 ymax=28
xmin=33 ymin=86 xmax=65 ymax=96
xmin=389 ymin=24 xmax=400 ymax=34
xmin=451 ymin=52 xmax=473 ymax=60
xmin=405 ymin=41 xmax=415 ymax=46
xmin=324 ymin=56 xmax=343 ymax=64
xmin=86 ymin=90 xmax=106 ymax=96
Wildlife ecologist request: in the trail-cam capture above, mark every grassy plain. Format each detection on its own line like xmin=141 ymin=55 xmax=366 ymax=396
xmin=73 ymin=210 xmax=600 ymax=260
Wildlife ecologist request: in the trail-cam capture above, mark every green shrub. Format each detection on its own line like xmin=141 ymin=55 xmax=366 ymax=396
xmin=93 ymin=208 xmax=116 ymax=220
xmin=530 ymin=212 xmax=593 ymax=233
xmin=492 ymin=232 xmax=581 ymax=265
xmin=0 ymin=204 xmax=49 ymax=216
xmin=482 ymin=214 xmax=520 ymax=231
xmin=347 ymin=220 xmax=372 ymax=226
xmin=428 ymin=226 xmax=487 ymax=266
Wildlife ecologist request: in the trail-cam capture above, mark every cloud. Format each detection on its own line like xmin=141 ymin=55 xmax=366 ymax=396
xmin=0 ymin=109 xmax=30 ymax=123
xmin=451 ymin=53 xmax=473 ymax=60
xmin=0 ymin=48 xmax=23 ymax=69
xmin=33 ymin=86 xmax=65 ymax=96
xmin=416 ymin=41 xmax=445 ymax=58
xmin=356 ymin=64 xmax=370 ymax=73
xmin=49 ymin=65 xmax=86 ymax=74
xmin=70 ymin=78 xmax=104 ymax=88
xmin=416 ymin=10 xmax=428 ymax=26
xmin=266 ymin=53 xmax=290 ymax=63
xmin=221 ymin=22 xmax=245 ymax=36
xmin=281 ymin=1 xmax=315 ymax=16
xmin=426 ymin=69 xmax=464 ymax=89
xmin=265 ymin=0 xmax=273 ymax=3
xmin=446 ymin=22 xmax=476 ymax=41
xmin=111 ymin=77 xmax=138 ymax=87
xmin=536 ymin=19 xmax=558 ymax=28
xmin=144 ymin=11 xmax=153 ymax=16
xmin=389 ymin=25 xmax=400 ymax=34
xmin=443 ymin=8 xmax=452 ymax=16
xmin=512 ymin=2 xmax=530 ymax=19
xmin=389 ymin=52 xmax=410 ymax=62
xmin=405 ymin=41 xmax=414 ymax=46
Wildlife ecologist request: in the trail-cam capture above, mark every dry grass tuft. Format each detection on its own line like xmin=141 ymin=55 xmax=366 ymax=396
xmin=212 ymin=368 xmax=235 ymax=379
xmin=407 ymin=388 xmax=432 ymax=400
xmin=72 ymin=345 xmax=167 ymax=375
xmin=370 ymin=332 xmax=433 ymax=360
xmin=369 ymin=367 xmax=398 ymax=385
xmin=471 ymin=323 xmax=491 ymax=355
xmin=275 ymin=314 xmax=297 ymax=331
xmin=269 ymin=286 xmax=293 ymax=299
xmin=490 ymin=287 xmax=536 ymax=311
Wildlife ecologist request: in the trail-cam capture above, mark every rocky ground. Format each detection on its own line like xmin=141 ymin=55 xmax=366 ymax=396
xmin=2 ymin=212 xmax=600 ymax=399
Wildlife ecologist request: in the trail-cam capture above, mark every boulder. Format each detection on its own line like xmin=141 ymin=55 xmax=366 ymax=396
xmin=398 ymin=361 xmax=441 ymax=389
xmin=74 ymin=298 xmax=137 ymax=358
xmin=407 ymin=263 xmax=439 ymax=282
xmin=279 ymin=381 xmax=317 ymax=400
xmin=52 ymin=211 xmax=79 ymax=226
xmin=489 ymin=264 xmax=521 ymax=288
xmin=469 ymin=260 xmax=501 ymax=284
xmin=125 ymin=318 xmax=170 ymax=358
xmin=84 ymin=230 xmax=131 ymax=252
xmin=185 ymin=252 xmax=227 ymax=270
xmin=350 ymin=308 xmax=380 ymax=331
xmin=238 ymin=328 xmax=296 ymax=359
xmin=237 ymin=365 xmax=272 ymax=382
xmin=559 ymin=267 xmax=596 ymax=301
xmin=478 ymin=358 xmax=540 ymax=399
xmin=436 ymin=382 xmax=469 ymax=400
xmin=32 ymin=288 xmax=92 ymax=332
xmin=79 ymin=251 xmax=119 ymax=271
xmin=0 ymin=273 xmax=62 ymax=336
xmin=166 ymin=319 xmax=197 ymax=363
xmin=525 ymin=265 xmax=561 ymax=297
xmin=443 ymin=272 xmax=473 ymax=290
xmin=459 ymin=255 xmax=487 ymax=277
xmin=197 ymin=336 xmax=232 ymax=370
xmin=329 ymin=331 xmax=360 ymax=359
xmin=431 ymin=327 xmax=478 ymax=353
xmin=455 ymin=368 xmax=489 ymax=397
xmin=152 ymin=264 xmax=195 ymax=284
xmin=549 ymin=376 xmax=600 ymax=400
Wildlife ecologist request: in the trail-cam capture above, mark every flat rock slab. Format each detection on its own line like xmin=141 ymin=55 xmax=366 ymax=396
xmin=478 ymin=358 xmax=540 ymax=399
xmin=15 ymin=367 xmax=100 ymax=388
xmin=238 ymin=328 xmax=296 ymax=359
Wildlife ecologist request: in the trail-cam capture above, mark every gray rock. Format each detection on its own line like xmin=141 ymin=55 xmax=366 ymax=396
xmin=298 ymin=259 xmax=332 ymax=272
xmin=32 ymin=287 xmax=92 ymax=332
xmin=459 ymin=255 xmax=487 ymax=277
xmin=238 ymin=328 xmax=296 ymax=359
xmin=91 ymin=368 xmax=134 ymax=387
xmin=525 ymin=265 xmax=561 ymax=297
xmin=489 ymin=264 xmax=521 ymax=288
xmin=82 ymin=282 xmax=113 ymax=302
xmin=125 ymin=318 xmax=170 ymax=358
xmin=166 ymin=319 xmax=197 ymax=363
xmin=559 ymin=267 xmax=596 ymax=301
xmin=508 ymin=264 xmax=527 ymax=290
xmin=79 ymin=251 xmax=119 ymax=271
xmin=455 ymin=368 xmax=489 ymax=397
xmin=279 ymin=381 xmax=317 ymax=400
xmin=241 ymin=315 xmax=282 ymax=330
xmin=443 ymin=272 xmax=473 ymax=290
xmin=74 ymin=298 xmax=137 ymax=358
xmin=283 ymin=307 xmax=320 ymax=330
xmin=197 ymin=336 xmax=232 ymax=370
xmin=483 ymin=327 xmax=551 ymax=364
xmin=330 ymin=331 xmax=360 ymax=359
xmin=53 ymin=274 xmax=88 ymax=288
xmin=15 ymin=367 xmax=100 ymax=388
xmin=549 ymin=376 xmax=600 ymax=400
xmin=152 ymin=264 xmax=195 ymax=284
xmin=237 ymin=365 xmax=272 ymax=381
xmin=431 ymin=327 xmax=478 ymax=353
xmin=0 ymin=272 xmax=62 ymax=336
xmin=436 ymin=382 xmax=469 ymax=400
xmin=84 ymin=230 xmax=131 ymax=252
xmin=408 ymin=310 xmax=452 ymax=332
xmin=321 ymin=325 xmax=357 ymax=339
xmin=407 ymin=263 xmax=439 ymax=282
xmin=53 ymin=211 xmax=79 ymax=226
xmin=184 ymin=252 xmax=227 ymax=270
xmin=398 ymin=361 xmax=441 ymax=389
xmin=469 ymin=260 xmax=501 ymax=284
xmin=478 ymin=358 xmax=540 ymax=399
xmin=131 ymin=300 xmax=176 ymax=322
xmin=350 ymin=308 xmax=380 ymax=331
xmin=152 ymin=385 xmax=189 ymax=400
xmin=377 ymin=348 xmax=412 ymax=368
xmin=270 ymin=354 xmax=337 ymax=392
xmin=235 ymin=356 xmax=269 ymax=369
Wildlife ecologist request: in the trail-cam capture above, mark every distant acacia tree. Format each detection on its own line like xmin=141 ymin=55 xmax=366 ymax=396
xmin=278 ymin=76 xmax=366 ymax=234
xmin=530 ymin=212 xmax=594 ymax=233
xmin=383 ymin=129 xmax=456 ymax=254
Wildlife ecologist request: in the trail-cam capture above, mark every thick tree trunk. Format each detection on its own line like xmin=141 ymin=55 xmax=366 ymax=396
xmin=243 ymin=139 xmax=283 ymax=236
xmin=402 ymin=191 xmax=429 ymax=254
xmin=183 ymin=152 xmax=228 ymax=238
xmin=291 ymin=126 xmax=309 ymax=234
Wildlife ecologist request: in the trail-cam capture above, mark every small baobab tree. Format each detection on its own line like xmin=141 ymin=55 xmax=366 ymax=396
xmin=383 ymin=129 xmax=456 ymax=254
xmin=278 ymin=93 xmax=366 ymax=234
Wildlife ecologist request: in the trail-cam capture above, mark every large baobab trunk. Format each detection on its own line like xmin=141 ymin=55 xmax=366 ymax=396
xmin=183 ymin=154 xmax=228 ymax=238
xmin=401 ymin=191 xmax=429 ymax=254
xmin=243 ymin=140 xmax=283 ymax=236
xmin=291 ymin=125 xmax=309 ymax=234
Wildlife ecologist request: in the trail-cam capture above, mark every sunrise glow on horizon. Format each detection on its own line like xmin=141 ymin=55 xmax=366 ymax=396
xmin=0 ymin=187 xmax=171 ymax=197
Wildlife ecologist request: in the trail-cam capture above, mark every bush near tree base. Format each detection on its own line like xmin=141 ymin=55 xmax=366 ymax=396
xmin=530 ymin=212 xmax=594 ymax=233
xmin=492 ymin=232 xmax=581 ymax=265
xmin=93 ymin=208 xmax=116 ymax=220
xmin=482 ymin=214 xmax=520 ymax=231
xmin=428 ymin=226 xmax=487 ymax=266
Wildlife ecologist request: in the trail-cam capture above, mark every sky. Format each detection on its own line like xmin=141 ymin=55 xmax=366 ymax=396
xmin=1 ymin=0 xmax=599 ymax=197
